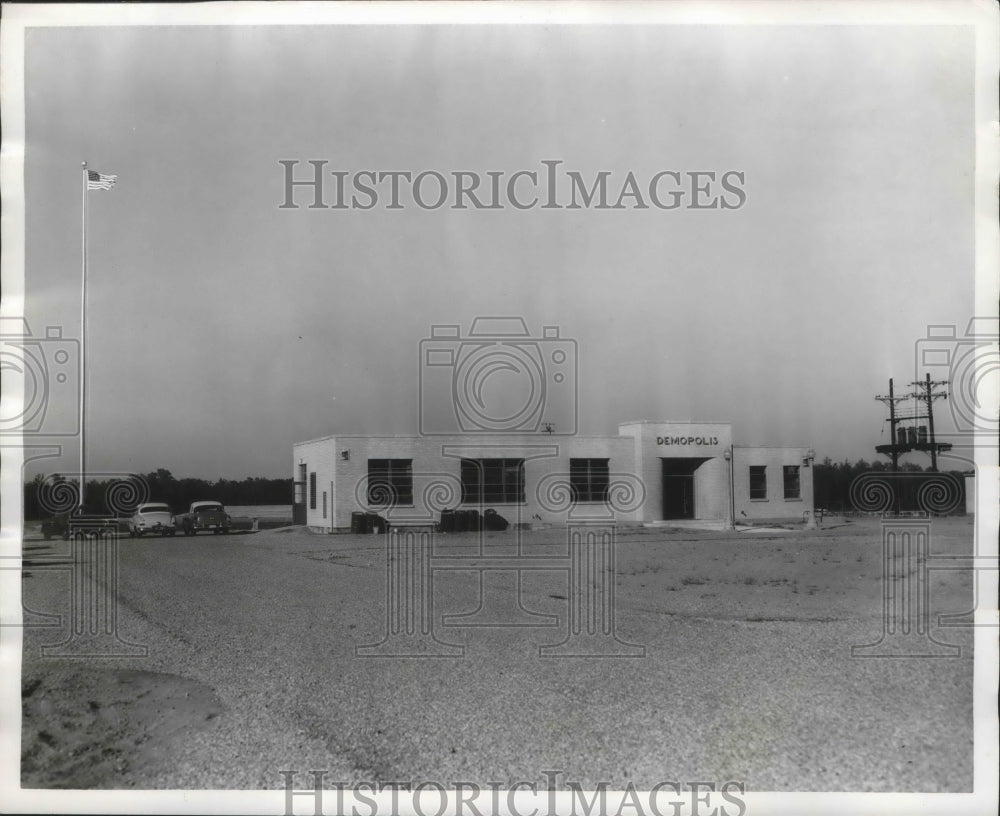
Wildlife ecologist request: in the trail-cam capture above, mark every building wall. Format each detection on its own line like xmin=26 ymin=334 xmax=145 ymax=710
xmin=731 ymin=445 xmax=815 ymax=522
xmin=618 ymin=421 xmax=732 ymax=522
xmin=295 ymin=434 xmax=636 ymax=531
xmin=693 ymin=457 xmax=730 ymax=520
xmin=293 ymin=424 xmax=815 ymax=530
xmin=292 ymin=435 xmax=341 ymax=530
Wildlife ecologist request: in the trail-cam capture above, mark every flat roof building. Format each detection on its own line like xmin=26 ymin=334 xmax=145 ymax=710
xmin=293 ymin=420 xmax=815 ymax=531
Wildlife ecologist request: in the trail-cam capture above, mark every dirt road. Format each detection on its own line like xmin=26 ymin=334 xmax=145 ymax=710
xmin=19 ymin=517 xmax=975 ymax=791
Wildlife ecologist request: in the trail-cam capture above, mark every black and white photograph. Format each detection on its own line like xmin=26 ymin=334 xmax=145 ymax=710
xmin=1 ymin=2 xmax=997 ymax=814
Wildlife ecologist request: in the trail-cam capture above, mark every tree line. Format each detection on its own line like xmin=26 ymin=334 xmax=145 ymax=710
xmin=23 ymin=469 xmax=293 ymax=519
xmin=22 ymin=460 xmax=968 ymax=519
xmin=812 ymin=458 xmax=968 ymax=513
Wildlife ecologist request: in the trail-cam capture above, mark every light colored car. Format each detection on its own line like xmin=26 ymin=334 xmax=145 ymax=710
xmin=129 ymin=502 xmax=176 ymax=537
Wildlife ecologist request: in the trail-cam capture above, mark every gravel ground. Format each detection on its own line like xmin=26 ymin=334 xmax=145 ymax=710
xmin=19 ymin=517 xmax=975 ymax=791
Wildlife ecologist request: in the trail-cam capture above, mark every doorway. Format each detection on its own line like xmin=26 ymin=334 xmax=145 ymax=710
xmin=661 ymin=458 xmax=706 ymax=520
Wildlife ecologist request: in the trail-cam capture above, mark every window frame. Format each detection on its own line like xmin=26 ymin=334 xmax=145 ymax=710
xmin=367 ymin=459 xmax=414 ymax=507
xmin=749 ymin=465 xmax=768 ymax=501
xmin=569 ymin=458 xmax=611 ymax=503
xmin=294 ymin=463 xmax=307 ymax=505
xmin=783 ymin=465 xmax=801 ymax=500
xmin=460 ymin=458 xmax=526 ymax=504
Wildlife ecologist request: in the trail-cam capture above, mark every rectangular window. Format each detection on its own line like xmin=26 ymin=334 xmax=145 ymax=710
xmin=749 ymin=466 xmax=767 ymax=500
xmin=570 ymin=458 xmax=610 ymax=502
xmin=783 ymin=465 xmax=801 ymax=499
xmin=309 ymin=471 xmax=317 ymax=509
xmin=322 ymin=491 xmax=327 ymax=519
xmin=461 ymin=459 xmax=525 ymax=504
xmin=367 ymin=459 xmax=414 ymax=506
xmin=294 ymin=464 xmax=307 ymax=504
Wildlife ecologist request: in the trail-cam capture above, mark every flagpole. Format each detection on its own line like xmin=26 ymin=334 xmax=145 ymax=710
xmin=80 ymin=162 xmax=87 ymax=511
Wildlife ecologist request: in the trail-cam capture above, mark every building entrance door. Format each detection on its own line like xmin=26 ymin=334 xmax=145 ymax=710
xmin=661 ymin=458 xmax=704 ymax=520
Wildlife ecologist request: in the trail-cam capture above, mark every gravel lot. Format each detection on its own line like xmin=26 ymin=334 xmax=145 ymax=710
xmin=19 ymin=517 xmax=975 ymax=791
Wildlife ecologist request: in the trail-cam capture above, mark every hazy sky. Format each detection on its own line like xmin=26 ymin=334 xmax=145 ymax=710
xmin=20 ymin=22 xmax=976 ymax=479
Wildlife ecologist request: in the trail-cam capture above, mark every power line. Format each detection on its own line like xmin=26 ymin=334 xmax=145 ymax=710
xmin=874 ymin=375 xmax=951 ymax=472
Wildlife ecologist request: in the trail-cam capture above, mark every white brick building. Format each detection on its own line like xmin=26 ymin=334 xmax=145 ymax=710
xmin=292 ymin=421 xmax=814 ymax=531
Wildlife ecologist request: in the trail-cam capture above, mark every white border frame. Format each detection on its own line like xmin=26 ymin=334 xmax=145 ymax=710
xmin=2 ymin=3 xmax=997 ymax=814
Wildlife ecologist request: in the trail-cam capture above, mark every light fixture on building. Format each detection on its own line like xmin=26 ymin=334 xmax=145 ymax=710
xmin=340 ymin=449 xmax=351 ymax=461
xmin=804 ymin=448 xmax=816 ymax=466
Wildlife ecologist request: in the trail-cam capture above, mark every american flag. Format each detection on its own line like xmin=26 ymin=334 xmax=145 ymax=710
xmin=86 ymin=170 xmax=117 ymax=191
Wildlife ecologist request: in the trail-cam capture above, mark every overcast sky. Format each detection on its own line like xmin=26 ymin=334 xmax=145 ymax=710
xmin=21 ymin=22 xmax=976 ymax=479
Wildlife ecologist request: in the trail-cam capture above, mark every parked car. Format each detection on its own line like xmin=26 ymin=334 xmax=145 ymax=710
xmin=41 ymin=513 xmax=70 ymax=540
xmin=174 ymin=501 xmax=231 ymax=536
xmin=129 ymin=502 xmax=176 ymax=537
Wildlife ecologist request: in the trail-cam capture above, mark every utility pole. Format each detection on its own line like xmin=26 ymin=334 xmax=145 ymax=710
xmin=80 ymin=162 xmax=88 ymax=510
xmin=909 ymin=374 xmax=949 ymax=471
xmin=875 ymin=378 xmax=910 ymax=471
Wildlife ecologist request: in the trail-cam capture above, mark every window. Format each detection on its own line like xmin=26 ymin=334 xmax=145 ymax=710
xmin=461 ymin=459 xmax=525 ymax=504
xmin=749 ymin=466 xmax=767 ymax=500
xmin=294 ymin=464 xmax=307 ymax=504
xmin=368 ymin=459 xmax=413 ymax=506
xmin=570 ymin=458 xmax=610 ymax=502
xmin=309 ymin=471 xmax=317 ymax=509
xmin=322 ymin=491 xmax=327 ymax=519
xmin=783 ymin=465 xmax=800 ymax=499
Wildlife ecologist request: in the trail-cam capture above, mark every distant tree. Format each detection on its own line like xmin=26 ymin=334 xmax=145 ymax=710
xmin=23 ymin=473 xmax=46 ymax=519
xmin=24 ymin=470 xmax=293 ymax=519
